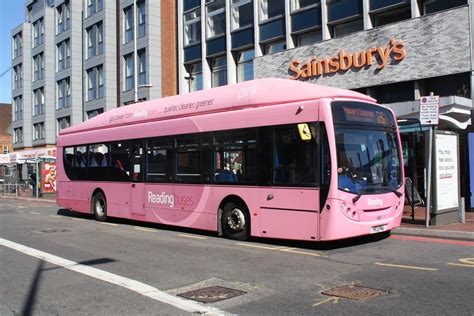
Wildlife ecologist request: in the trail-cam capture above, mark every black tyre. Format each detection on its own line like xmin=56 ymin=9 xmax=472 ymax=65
xmin=221 ymin=201 xmax=250 ymax=241
xmin=92 ymin=191 xmax=107 ymax=222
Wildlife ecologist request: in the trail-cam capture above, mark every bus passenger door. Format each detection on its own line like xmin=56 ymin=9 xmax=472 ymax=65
xmin=257 ymin=123 xmax=320 ymax=241
xmin=131 ymin=140 xmax=145 ymax=216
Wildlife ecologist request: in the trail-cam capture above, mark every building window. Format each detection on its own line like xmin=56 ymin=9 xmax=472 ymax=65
xmin=211 ymin=56 xmax=227 ymax=87
xmin=57 ymin=0 xmax=71 ymax=34
xmin=138 ymin=49 xmax=146 ymax=85
xmin=138 ymin=0 xmax=146 ymax=38
xmin=295 ymin=30 xmax=322 ymax=47
xmin=331 ymin=19 xmax=364 ymax=38
xmin=57 ymin=39 xmax=71 ymax=71
xmin=13 ymin=33 xmax=22 ymax=58
xmin=124 ymin=54 xmax=134 ymax=91
xmin=264 ymin=40 xmax=285 ymax=54
xmin=87 ymin=65 xmax=104 ymax=101
xmin=13 ymin=64 xmax=22 ymax=89
xmin=14 ymin=128 xmax=23 ymax=143
xmin=57 ymin=116 xmax=70 ymax=135
xmin=14 ymin=96 xmax=23 ymax=121
xmin=187 ymin=63 xmax=203 ymax=92
xmin=372 ymin=6 xmax=411 ymax=27
xmin=259 ymin=0 xmax=285 ymax=21
xmin=33 ymin=122 xmax=45 ymax=140
xmin=206 ymin=0 xmax=226 ymax=39
xmin=421 ymin=0 xmax=467 ymax=15
xmin=87 ymin=108 xmax=103 ymax=119
xmin=33 ymin=18 xmax=44 ymax=47
xmin=57 ymin=78 xmax=71 ymax=109
xmin=33 ymin=53 xmax=44 ymax=81
xmin=34 ymin=88 xmax=44 ymax=115
xmin=237 ymin=49 xmax=255 ymax=82
xmin=231 ymin=0 xmax=254 ymax=30
xmin=184 ymin=8 xmax=201 ymax=46
xmin=87 ymin=0 xmax=104 ymax=17
xmin=291 ymin=0 xmax=319 ymax=11
xmin=124 ymin=5 xmax=134 ymax=43
xmin=87 ymin=22 xmax=103 ymax=59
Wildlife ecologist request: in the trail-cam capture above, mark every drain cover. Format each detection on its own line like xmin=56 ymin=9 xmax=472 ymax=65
xmin=177 ymin=286 xmax=246 ymax=303
xmin=38 ymin=228 xmax=70 ymax=234
xmin=322 ymin=285 xmax=386 ymax=300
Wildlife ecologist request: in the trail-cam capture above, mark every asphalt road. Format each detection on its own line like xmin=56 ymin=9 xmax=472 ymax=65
xmin=1 ymin=198 xmax=473 ymax=315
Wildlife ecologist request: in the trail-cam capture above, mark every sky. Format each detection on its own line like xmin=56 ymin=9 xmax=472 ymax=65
xmin=0 ymin=0 xmax=25 ymax=104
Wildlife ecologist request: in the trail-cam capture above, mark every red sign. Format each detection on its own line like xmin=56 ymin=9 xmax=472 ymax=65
xmin=41 ymin=162 xmax=57 ymax=193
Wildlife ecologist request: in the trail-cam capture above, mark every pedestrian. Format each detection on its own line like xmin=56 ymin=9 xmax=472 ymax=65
xmin=29 ymin=172 xmax=37 ymax=197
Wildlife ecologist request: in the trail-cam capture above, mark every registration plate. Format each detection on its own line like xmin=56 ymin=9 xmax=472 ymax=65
xmin=370 ymin=224 xmax=387 ymax=234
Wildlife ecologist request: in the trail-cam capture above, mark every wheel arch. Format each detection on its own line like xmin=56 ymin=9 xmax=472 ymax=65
xmin=91 ymin=187 xmax=106 ymax=214
xmin=217 ymin=194 xmax=249 ymax=236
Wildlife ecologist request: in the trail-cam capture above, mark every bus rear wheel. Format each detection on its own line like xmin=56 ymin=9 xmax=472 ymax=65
xmin=93 ymin=191 xmax=107 ymax=222
xmin=221 ymin=201 xmax=250 ymax=241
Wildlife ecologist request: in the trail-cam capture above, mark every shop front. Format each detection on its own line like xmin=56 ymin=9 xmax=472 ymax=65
xmin=253 ymin=5 xmax=473 ymax=224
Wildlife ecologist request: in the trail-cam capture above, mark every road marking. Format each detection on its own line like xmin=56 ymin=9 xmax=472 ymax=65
xmin=375 ymin=262 xmax=438 ymax=271
xmin=313 ymin=297 xmax=339 ymax=307
xmin=72 ymin=218 xmax=87 ymax=222
xmin=236 ymin=243 xmax=289 ymax=251
xmin=29 ymin=212 xmax=40 ymax=215
xmin=49 ymin=215 xmax=61 ymax=218
xmin=99 ymin=222 xmax=119 ymax=227
xmin=390 ymin=235 xmax=474 ymax=247
xmin=447 ymin=258 xmax=474 ymax=268
xmin=447 ymin=263 xmax=474 ymax=268
xmin=15 ymin=210 xmax=24 ymax=213
xmin=134 ymin=226 xmax=156 ymax=233
xmin=278 ymin=248 xmax=323 ymax=257
xmin=0 ymin=237 xmax=226 ymax=315
xmin=178 ymin=234 xmax=207 ymax=240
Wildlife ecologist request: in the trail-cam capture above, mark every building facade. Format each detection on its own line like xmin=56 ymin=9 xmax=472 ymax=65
xmin=11 ymin=0 xmax=177 ymax=151
xmin=177 ymin=0 xmax=473 ymax=213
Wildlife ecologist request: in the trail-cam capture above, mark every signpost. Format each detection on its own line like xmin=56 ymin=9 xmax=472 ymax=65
xmin=419 ymin=95 xmax=439 ymax=125
xmin=419 ymin=95 xmax=439 ymax=227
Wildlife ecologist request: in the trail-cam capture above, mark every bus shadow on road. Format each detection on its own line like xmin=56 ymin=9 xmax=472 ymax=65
xmin=56 ymin=208 xmax=390 ymax=250
xmin=248 ymin=232 xmax=391 ymax=251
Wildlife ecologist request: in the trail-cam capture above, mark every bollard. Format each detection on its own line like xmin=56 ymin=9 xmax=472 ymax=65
xmin=459 ymin=197 xmax=465 ymax=224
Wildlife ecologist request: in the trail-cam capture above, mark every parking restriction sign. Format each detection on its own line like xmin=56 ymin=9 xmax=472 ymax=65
xmin=419 ymin=95 xmax=439 ymax=125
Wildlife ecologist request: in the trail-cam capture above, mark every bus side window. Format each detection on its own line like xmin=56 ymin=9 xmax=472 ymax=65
xmin=109 ymin=141 xmax=131 ymax=182
xmin=273 ymin=123 xmax=318 ymax=186
xmin=63 ymin=147 xmax=75 ymax=180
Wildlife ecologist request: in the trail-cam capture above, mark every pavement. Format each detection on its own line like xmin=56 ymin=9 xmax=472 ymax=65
xmin=2 ymin=195 xmax=473 ymax=241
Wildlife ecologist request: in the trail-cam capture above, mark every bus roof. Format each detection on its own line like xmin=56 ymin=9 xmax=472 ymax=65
xmin=60 ymin=78 xmax=374 ymax=136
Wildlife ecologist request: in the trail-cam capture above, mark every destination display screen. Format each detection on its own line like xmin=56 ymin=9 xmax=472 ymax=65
xmin=331 ymin=102 xmax=395 ymax=127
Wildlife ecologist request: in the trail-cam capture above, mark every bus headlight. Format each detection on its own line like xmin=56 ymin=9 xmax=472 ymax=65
xmin=340 ymin=201 xmax=359 ymax=221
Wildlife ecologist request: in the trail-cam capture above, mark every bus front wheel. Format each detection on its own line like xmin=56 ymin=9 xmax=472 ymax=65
xmin=221 ymin=201 xmax=250 ymax=241
xmin=93 ymin=191 xmax=107 ymax=222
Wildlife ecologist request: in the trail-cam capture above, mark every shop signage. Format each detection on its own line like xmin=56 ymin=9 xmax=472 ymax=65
xmin=289 ymin=38 xmax=406 ymax=80
xmin=419 ymin=95 xmax=439 ymax=125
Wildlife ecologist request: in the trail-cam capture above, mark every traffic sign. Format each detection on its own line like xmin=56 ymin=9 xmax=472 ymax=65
xmin=419 ymin=95 xmax=439 ymax=125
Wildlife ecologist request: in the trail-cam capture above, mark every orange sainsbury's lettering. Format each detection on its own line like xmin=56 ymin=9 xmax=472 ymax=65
xmin=289 ymin=38 xmax=406 ymax=80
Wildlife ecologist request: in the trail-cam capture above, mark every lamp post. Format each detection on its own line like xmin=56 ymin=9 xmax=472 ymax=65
xmin=133 ymin=0 xmax=138 ymax=103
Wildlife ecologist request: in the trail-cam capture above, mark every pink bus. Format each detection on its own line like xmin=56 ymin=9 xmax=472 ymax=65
xmin=57 ymin=78 xmax=404 ymax=241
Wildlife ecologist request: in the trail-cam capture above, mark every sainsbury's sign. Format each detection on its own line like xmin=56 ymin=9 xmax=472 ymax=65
xmin=289 ymin=38 xmax=406 ymax=80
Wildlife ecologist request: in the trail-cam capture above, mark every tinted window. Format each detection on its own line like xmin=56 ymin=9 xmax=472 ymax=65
xmin=176 ymin=134 xmax=202 ymax=183
xmin=273 ymin=123 xmax=318 ymax=186
xmin=146 ymin=137 xmax=174 ymax=183
xmin=88 ymin=143 xmax=109 ymax=181
xmin=109 ymin=141 xmax=131 ymax=182
xmin=214 ymin=128 xmax=257 ymax=183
